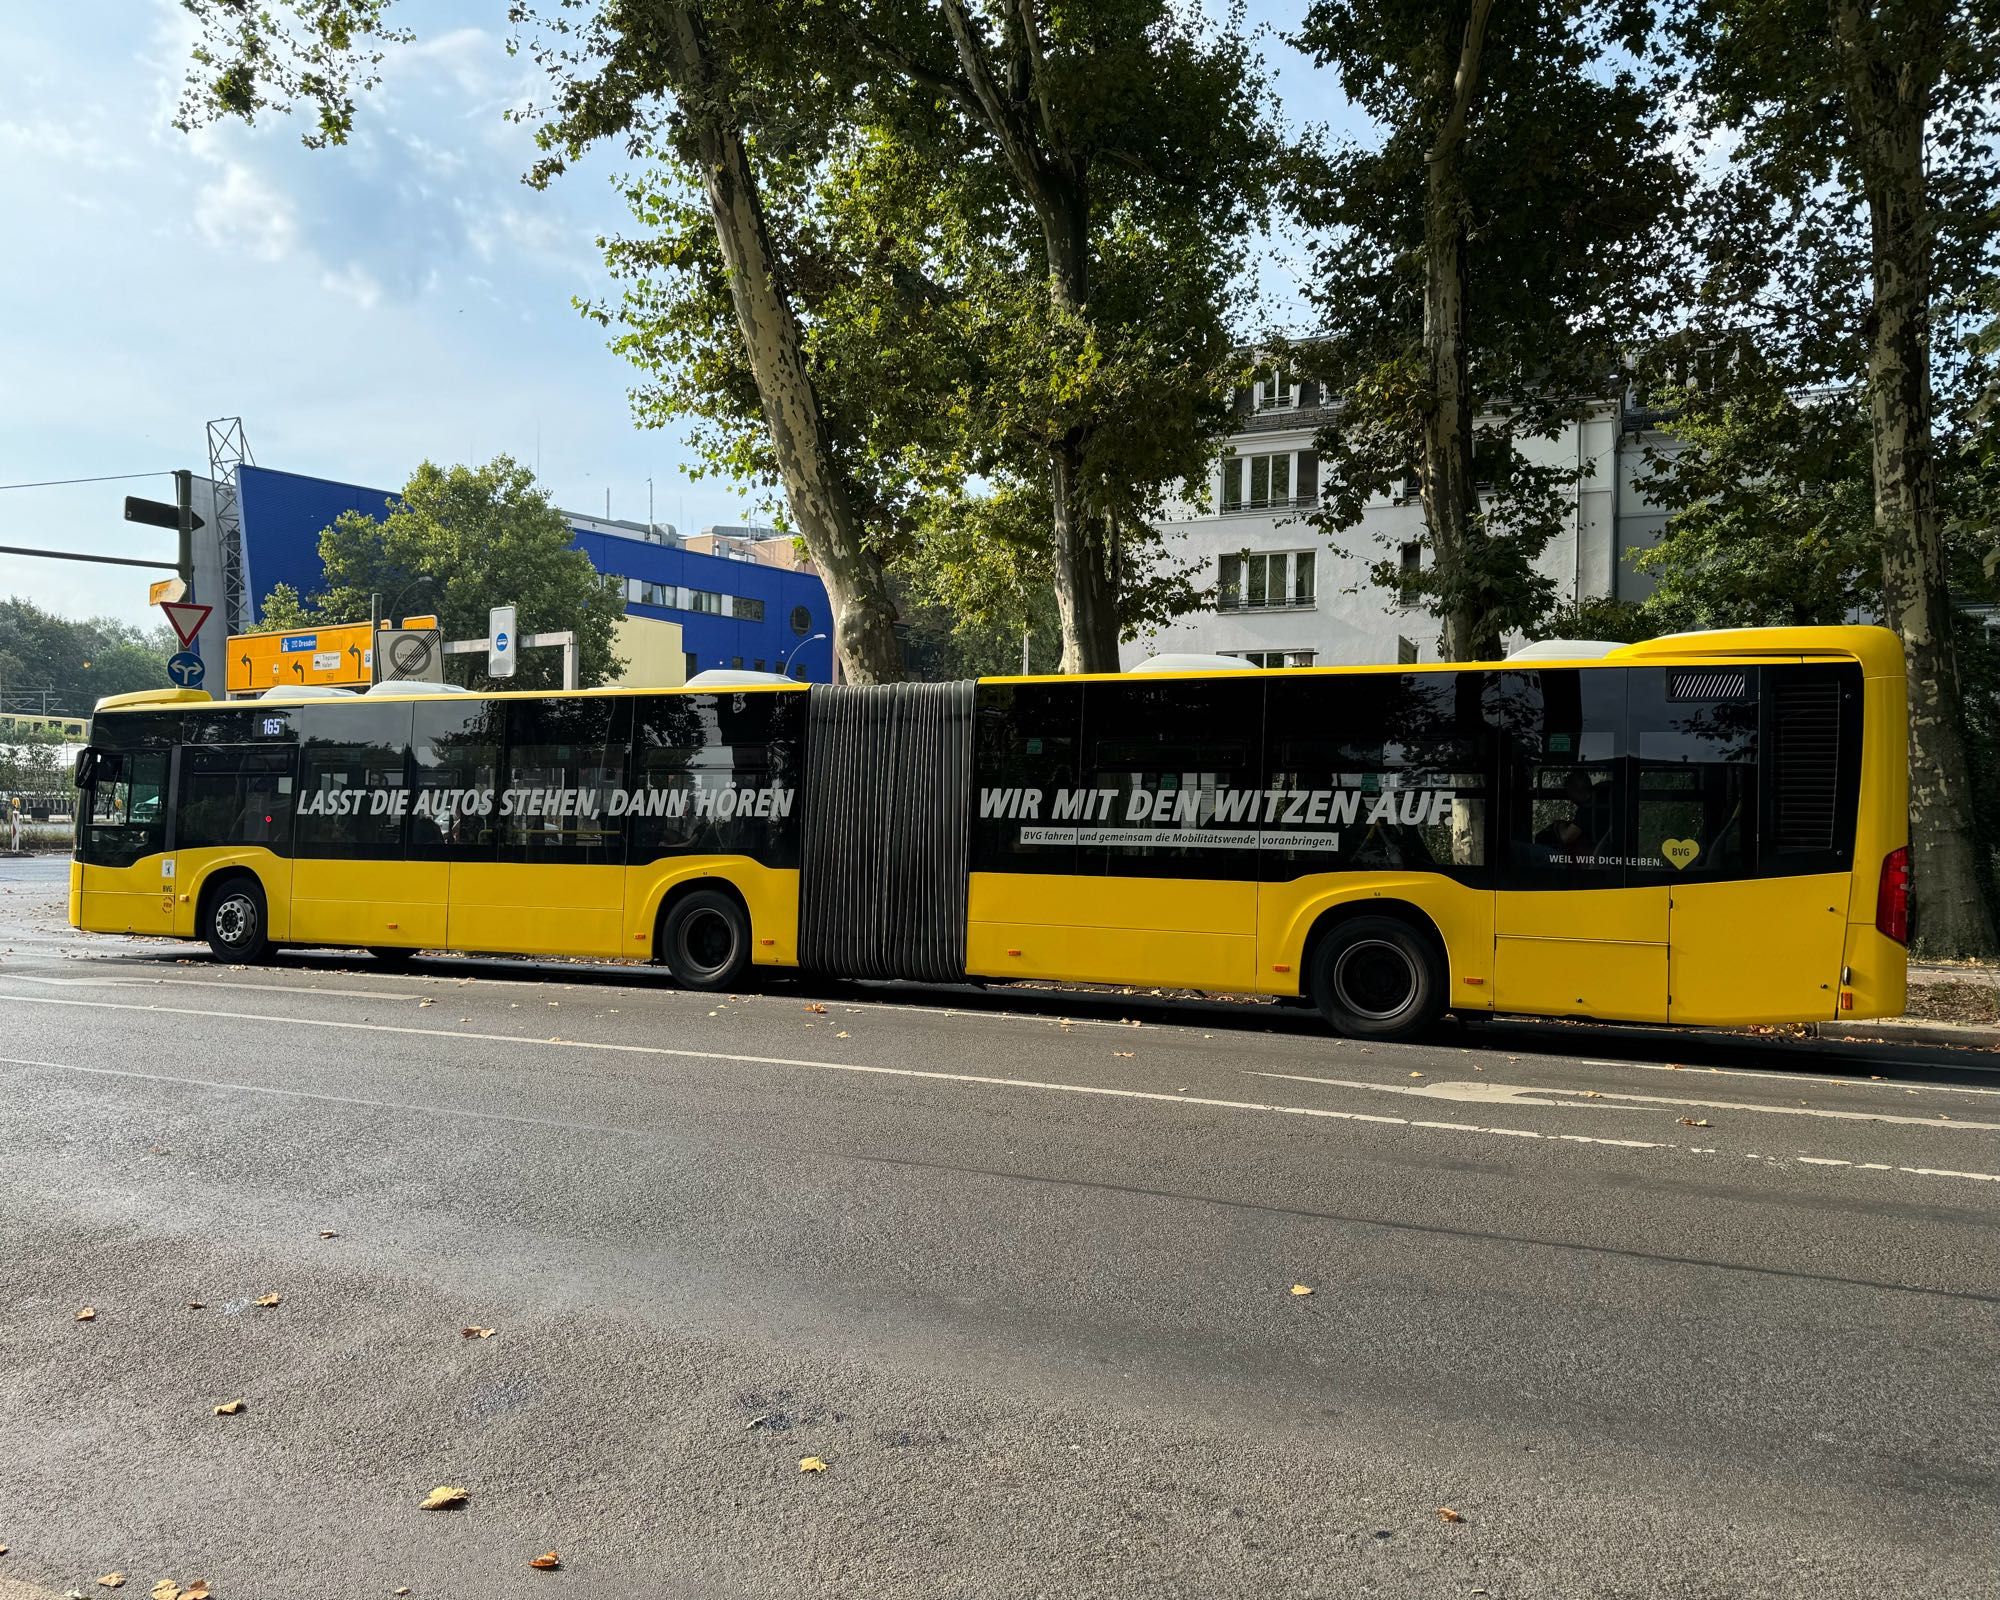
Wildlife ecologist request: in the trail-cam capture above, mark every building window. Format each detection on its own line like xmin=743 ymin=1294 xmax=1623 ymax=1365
xmin=1225 ymin=649 xmax=1317 ymax=669
xmin=628 ymin=578 xmax=673 ymax=608
xmin=1398 ymin=541 xmax=1422 ymax=606
xmin=1252 ymin=366 xmax=1297 ymax=412
xmin=731 ymin=656 xmax=744 ymax=669
xmin=1397 ymin=636 xmax=1420 ymax=664
xmin=689 ymin=590 xmax=725 ymax=615
xmin=732 ymin=595 xmax=765 ymax=622
xmin=790 ymin=605 xmax=812 ymax=636
xmin=753 ymin=659 xmax=766 ymax=672
xmin=1218 ymin=550 xmax=1316 ymax=612
xmin=1221 ymin=450 xmax=1316 ymax=513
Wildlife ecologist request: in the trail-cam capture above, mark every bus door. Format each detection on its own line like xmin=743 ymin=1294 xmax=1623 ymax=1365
xmin=444 ymin=697 xmax=630 ymax=959
xmin=75 ymin=745 xmax=175 ymax=935
xmin=293 ymin=702 xmax=442 ymax=949
xmin=1649 ymin=664 xmax=1858 ymax=1024
xmin=1491 ymin=669 xmax=1669 ymax=1023
xmin=1056 ymin=678 xmax=1266 ymax=991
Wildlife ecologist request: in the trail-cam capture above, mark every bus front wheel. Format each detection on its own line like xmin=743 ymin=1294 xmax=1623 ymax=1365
xmin=203 ymin=875 xmax=270 ymax=964
xmin=659 ymin=889 xmax=750 ymax=991
xmin=1309 ymin=915 xmax=1444 ymax=1041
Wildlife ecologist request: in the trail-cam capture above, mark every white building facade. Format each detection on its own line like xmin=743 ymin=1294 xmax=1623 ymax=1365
xmin=1121 ymin=370 xmax=1668 ymax=669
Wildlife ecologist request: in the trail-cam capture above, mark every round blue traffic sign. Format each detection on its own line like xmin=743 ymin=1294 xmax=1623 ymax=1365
xmin=166 ymin=650 xmax=206 ymax=689
xmin=494 ymin=631 xmax=510 ymax=653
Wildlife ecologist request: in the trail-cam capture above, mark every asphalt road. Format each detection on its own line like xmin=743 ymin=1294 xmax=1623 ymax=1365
xmin=1 ymin=854 xmax=1995 ymax=1599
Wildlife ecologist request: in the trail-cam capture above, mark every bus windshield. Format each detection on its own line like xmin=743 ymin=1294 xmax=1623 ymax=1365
xmin=78 ymin=748 xmax=169 ymax=867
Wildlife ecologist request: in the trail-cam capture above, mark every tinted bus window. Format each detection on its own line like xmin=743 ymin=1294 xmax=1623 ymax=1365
xmin=1628 ymin=667 xmax=1758 ymax=881
xmin=971 ymin=681 xmax=1086 ymax=876
xmin=631 ymin=691 xmax=804 ymax=866
xmin=411 ymin=700 xmax=504 ymax=860
xmin=1263 ymin=671 xmax=1490 ymax=880
xmin=1078 ymin=678 xmax=1264 ymax=879
xmin=177 ymin=747 xmax=295 ymax=851
xmin=1492 ymin=670 xmax=1629 ymax=887
xmin=294 ymin=702 xmax=413 ymax=860
xmin=502 ymin=697 xmax=629 ymax=865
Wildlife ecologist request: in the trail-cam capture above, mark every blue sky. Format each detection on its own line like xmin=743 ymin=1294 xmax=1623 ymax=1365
xmin=0 ymin=0 xmax=1349 ymax=630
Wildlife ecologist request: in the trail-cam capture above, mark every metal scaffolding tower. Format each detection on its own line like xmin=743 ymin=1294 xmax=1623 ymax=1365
xmin=205 ymin=416 xmax=254 ymax=634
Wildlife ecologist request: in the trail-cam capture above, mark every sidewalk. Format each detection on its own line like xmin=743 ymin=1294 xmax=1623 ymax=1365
xmin=1816 ymin=960 xmax=2000 ymax=1049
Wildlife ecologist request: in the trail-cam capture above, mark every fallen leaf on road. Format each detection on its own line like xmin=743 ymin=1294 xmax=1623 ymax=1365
xmin=183 ymin=1585 xmax=210 ymax=1600
xmin=798 ymin=1456 xmax=828 ymax=1473
xmin=1290 ymin=1284 xmax=1314 ymax=1297
xmin=462 ymin=1327 xmax=496 ymax=1339
xmin=186 ymin=1302 xmax=205 ymax=1311
xmin=1580 ymin=1091 xmax=1602 ymax=1099
xmin=1112 ymin=1050 xmax=1134 ymax=1058
xmin=253 ymin=1294 xmax=280 ymax=1309
xmin=98 ymin=1575 xmax=125 ymax=1589
xmin=419 ymin=1486 xmax=468 ymax=1511
xmin=528 ymin=1552 xmax=561 ymax=1571
xmin=1678 ymin=1117 xmax=1710 ymax=1128
xmin=1408 ymin=1071 xmax=1423 ymax=1079
xmin=834 ymin=1031 xmax=850 ymax=1038
xmin=150 ymin=1583 xmax=181 ymax=1600
xmin=394 ymin=1590 xmax=409 ymax=1596
xmin=213 ymin=1400 xmax=245 ymax=1416
xmin=74 ymin=1307 xmax=96 ymax=1321
xmin=1438 ymin=1507 xmax=1464 ymax=1523
xmin=0 ymin=1541 xmax=8 ymax=1553
xmin=805 ymin=1003 xmax=828 ymax=1014
xmin=418 ymin=998 xmax=435 ymax=1008
xmin=318 ymin=1229 xmax=339 ymax=1240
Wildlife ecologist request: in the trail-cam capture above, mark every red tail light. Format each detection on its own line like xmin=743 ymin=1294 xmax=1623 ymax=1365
xmin=1876 ymin=846 xmax=1910 ymax=945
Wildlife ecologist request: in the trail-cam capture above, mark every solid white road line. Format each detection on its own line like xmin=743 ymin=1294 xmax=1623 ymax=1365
xmin=0 ymin=991 xmax=1995 ymax=1187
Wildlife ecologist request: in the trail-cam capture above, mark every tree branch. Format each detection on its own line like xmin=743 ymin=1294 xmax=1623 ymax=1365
xmin=849 ymin=22 xmax=977 ymax=112
xmin=1427 ymin=0 xmax=1495 ymax=166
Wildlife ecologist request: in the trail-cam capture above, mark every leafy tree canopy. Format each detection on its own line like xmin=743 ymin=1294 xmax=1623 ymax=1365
xmin=0 ymin=598 xmax=175 ymax=717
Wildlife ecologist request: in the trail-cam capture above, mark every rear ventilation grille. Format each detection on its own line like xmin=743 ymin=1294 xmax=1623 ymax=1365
xmin=1771 ymin=676 xmax=1841 ymax=851
xmin=1670 ymin=669 xmax=1748 ymax=701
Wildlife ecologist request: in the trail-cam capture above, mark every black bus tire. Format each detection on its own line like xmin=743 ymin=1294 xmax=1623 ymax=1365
xmin=659 ymin=889 xmax=751 ymax=991
xmin=1309 ymin=915 xmax=1445 ymax=1041
xmin=202 ymin=874 xmax=270 ymax=964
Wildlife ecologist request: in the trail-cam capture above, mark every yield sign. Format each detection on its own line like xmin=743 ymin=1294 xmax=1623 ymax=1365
xmin=160 ymin=600 xmax=212 ymax=648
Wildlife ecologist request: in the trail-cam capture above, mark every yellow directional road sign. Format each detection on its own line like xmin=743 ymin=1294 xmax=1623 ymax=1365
xmin=228 ymin=623 xmax=375 ymax=693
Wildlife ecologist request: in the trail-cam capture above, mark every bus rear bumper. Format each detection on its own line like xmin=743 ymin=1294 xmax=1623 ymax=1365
xmin=1837 ymin=923 xmax=1909 ymax=1020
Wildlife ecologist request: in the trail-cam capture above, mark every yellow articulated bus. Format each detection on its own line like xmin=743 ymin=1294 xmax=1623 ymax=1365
xmin=71 ymin=624 xmax=1907 ymax=1040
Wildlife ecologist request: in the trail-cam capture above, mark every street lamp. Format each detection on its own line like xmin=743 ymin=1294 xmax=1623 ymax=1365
xmin=780 ymin=631 xmax=828 ymax=679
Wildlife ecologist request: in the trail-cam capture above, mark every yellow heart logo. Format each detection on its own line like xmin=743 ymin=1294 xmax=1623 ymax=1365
xmin=1660 ymin=838 xmax=1700 ymax=871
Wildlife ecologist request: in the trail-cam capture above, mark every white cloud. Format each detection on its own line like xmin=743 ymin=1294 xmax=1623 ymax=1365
xmin=320 ymin=262 xmax=384 ymax=310
xmin=195 ymin=160 xmax=298 ymax=262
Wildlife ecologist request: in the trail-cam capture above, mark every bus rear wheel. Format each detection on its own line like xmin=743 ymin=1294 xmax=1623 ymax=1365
xmin=659 ymin=889 xmax=750 ymax=991
xmin=203 ymin=875 xmax=270 ymax=964
xmin=1309 ymin=915 xmax=1444 ymax=1041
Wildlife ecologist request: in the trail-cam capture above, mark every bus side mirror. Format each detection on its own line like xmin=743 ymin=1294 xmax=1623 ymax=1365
xmin=73 ymin=749 xmax=96 ymax=786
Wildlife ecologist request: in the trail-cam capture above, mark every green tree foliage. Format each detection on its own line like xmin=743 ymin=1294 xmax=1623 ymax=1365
xmin=0 ymin=598 xmax=174 ymax=716
xmin=253 ymin=458 xmax=625 ymax=690
xmin=1291 ymin=0 xmax=1686 ymax=661
xmin=1633 ymin=365 xmax=1880 ymax=631
xmin=1670 ymin=0 xmax=2000 ymax=953
xmin=595 ymin=0 xmax=1276 ymax=673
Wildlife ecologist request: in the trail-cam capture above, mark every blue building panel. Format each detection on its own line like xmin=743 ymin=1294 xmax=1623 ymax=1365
xmin=234 ymin=465 xmax=835 ymax=681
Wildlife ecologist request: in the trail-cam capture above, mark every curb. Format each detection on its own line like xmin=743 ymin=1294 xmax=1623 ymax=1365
xmin=1812 ymin=1018 xmax=2000 ymax=1050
